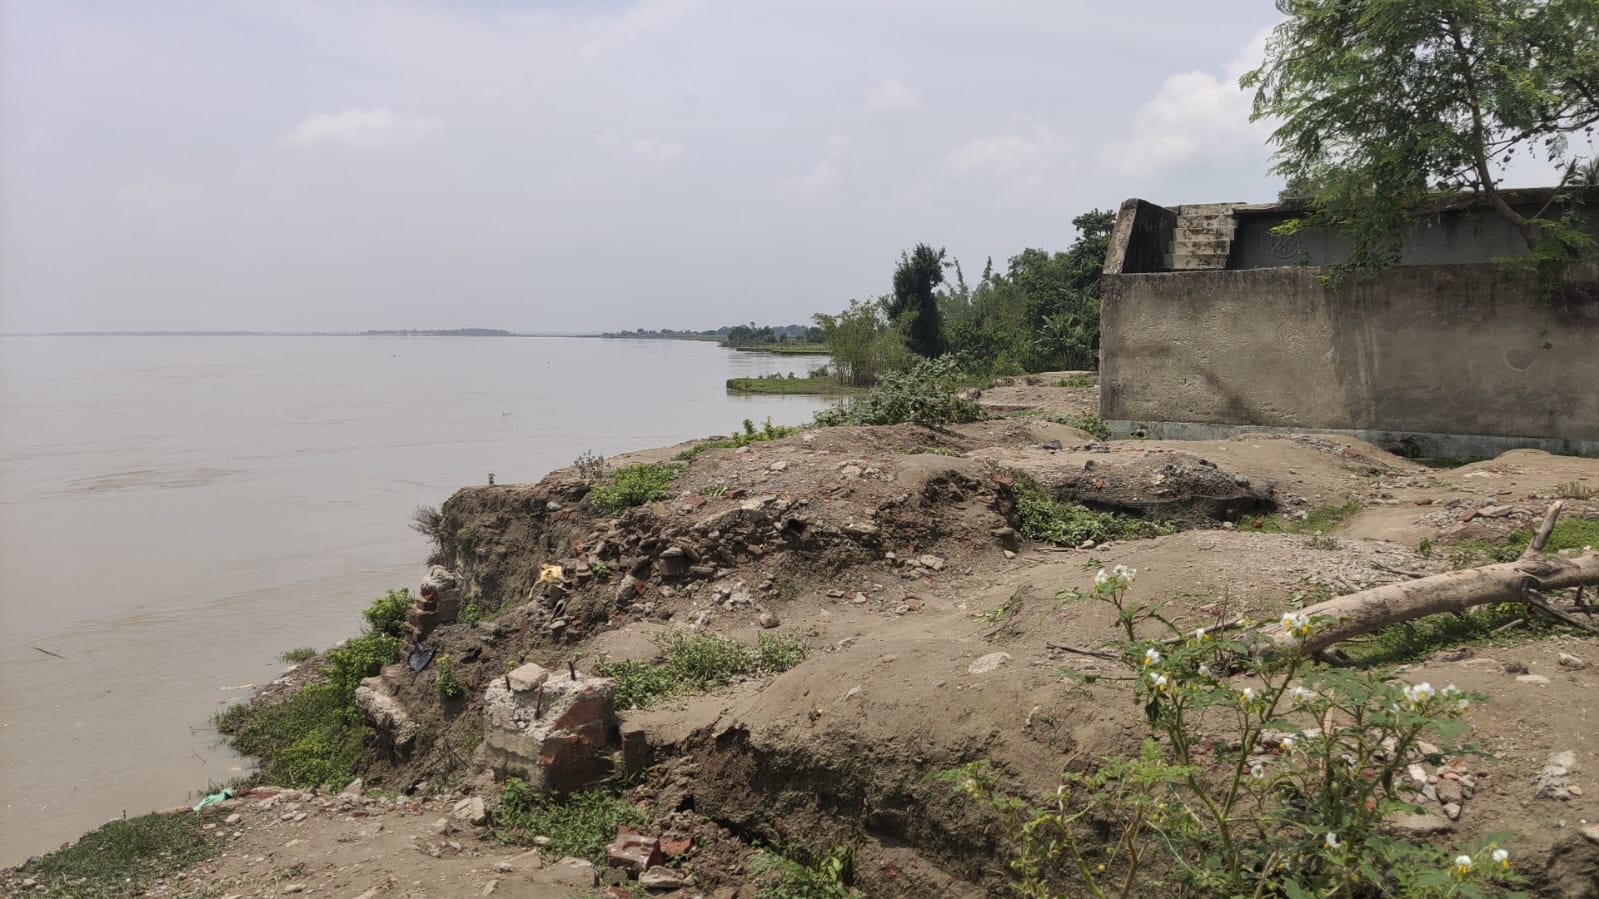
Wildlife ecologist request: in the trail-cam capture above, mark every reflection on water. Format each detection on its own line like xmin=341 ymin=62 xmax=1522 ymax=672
xmin=0 ymin=335 xmax=830 ymax=865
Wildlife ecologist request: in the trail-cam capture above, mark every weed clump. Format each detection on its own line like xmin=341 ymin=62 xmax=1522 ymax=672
xmin=590 ymin=462 xmax=682 ymax=513
xmin=675 ymin=417 xmax=803 ymax=461
xmin=750 ymin=844 xmax=862 ymax=898
xmin=279 ymin=646 xmax=317 ymax=664
xmin=813 ymin=357 xmax=982 ymax=428
xmin=596 ymin=632 xmax=809 ymax=710
xmin=495 ymin=781 xmax=647 ymax=867
xmin=1005 ymin=469 xmax=1173 ymax=545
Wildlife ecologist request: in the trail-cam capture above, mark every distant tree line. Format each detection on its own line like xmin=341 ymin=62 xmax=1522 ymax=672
xmin=814 ymin=208 xmax=1112 ymax=386
xmin=600 ymin=324 xmax=821 ymax=345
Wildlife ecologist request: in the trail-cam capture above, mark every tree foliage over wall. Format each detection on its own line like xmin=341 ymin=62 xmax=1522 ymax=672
xmin=1245 ymin=0 xmax=1599 ymax=279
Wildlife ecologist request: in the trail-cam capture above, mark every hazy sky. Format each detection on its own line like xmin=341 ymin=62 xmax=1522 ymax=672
xmin=0 ymin=1 xmax=1575 ymax=333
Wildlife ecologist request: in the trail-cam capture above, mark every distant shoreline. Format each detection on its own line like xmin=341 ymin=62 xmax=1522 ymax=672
xmin=0 ymin=330 xmax=587 ymax=338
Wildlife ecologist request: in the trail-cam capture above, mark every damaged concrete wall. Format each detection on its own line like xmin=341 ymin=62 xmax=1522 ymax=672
xmin=1099 ymin=261 xmax=1599 ymax=457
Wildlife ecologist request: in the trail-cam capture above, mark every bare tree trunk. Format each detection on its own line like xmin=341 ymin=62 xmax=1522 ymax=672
xmin=1255 ymin=502 xmax=1598 ymax=655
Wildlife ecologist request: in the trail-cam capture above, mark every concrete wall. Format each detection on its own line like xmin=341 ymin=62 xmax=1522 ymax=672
xmin=1104 ymin=198 xmax=1177 ymax=275
xmin=1099 ymin=262 xmax=1599 ymax=454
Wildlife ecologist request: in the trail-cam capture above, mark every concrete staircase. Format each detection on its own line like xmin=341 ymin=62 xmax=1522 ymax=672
xmin=1167 ymin=203 xmax=1241 ymax=271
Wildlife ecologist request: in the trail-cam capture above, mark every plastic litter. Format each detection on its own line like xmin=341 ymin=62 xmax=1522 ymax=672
xmin=192 ymin=786 xmax=235 ymax=811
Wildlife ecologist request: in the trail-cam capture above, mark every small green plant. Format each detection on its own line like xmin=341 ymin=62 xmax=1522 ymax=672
xmin=1244 ymin=500 xmax=1362 ymax=536
xmin=460 ymin=602 xmax=481 ymax=627
xmin=1447 ymin=516 xmax=1599 ymax=566
xmin=1056 ymin=373 xmax=1097 ymax=389
xmin=495 ymin=780 xmax=647 ymax=867
xmin=1418 ymin=537 xmax=1434 ymax=558
xmin=590 ymin=462 xmax=682 ymax=513
xmin=573 ymin=449 xmax=608 ymax=480
xmin=456 ymin=527 xmax=481 ymax=553
xmin=18 ymin=812 xmax=221 ymax=898
xmin=280 ymin=646 xmax=317 ymax=664
xmin=953 ymin=568 xmax=1522 ymax=898
xmin=434 ymin=654 xmax=465 ymax=701
xmin=750 ymin=844 xmax=862 ymax=899
xmin=1305 ymin=531 xmax=1341 ymax=550
xmin=702 ymin=481 xmax=734 ymax=497
xmin=676 ymin=418 xmax=803 ymax=460
xmin=901 ymin=444 xmax=964 ymax=456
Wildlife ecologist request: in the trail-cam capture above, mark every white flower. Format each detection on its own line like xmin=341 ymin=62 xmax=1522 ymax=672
xmin=1454 ymin=854 xmax=1473 ymax=874
xmin=1239 ymin=687 xmax=1256 ymax=704
xmin=1198 ymin=663 xmax=1212 ymax=677
xmin=1095 ymin=569 xmax=1110 ymax=586
xmin=1456 ymin=697 xmax=1471 ymax=712
xmin=1194 ymin=627 xmax=1207 ymax=642
xmin=1403 ymin=682 xmax=1435 ymax=705
xmin=1281 ymin=611 xmax=1310 ymax=635
xmin=1143 ymin=648 xmax=1162 ymax=666
xmin=1290 ymin=686 xmax=1315 ymax=705
xmin=1280 ymin=736 xmax=1297 ymax=752
xmin=1112 ymin=564 xmax=1137 ymax=583
xmin=1491 ymin=848 xmax=1509 ymax=869
xmin=1149 ymin=673 xmax=1169 ymax=692
xmin=1250 ymin=762 xmax=1265 ymax=779
xmin=1323 ymin=832 xmax=1340 ymax=850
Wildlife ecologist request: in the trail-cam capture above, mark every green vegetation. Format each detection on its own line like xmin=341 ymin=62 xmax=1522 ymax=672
xmin=1245 ymin=0 xmax=1599 ymax=282
xmin=596 ymin=631 xmax=809 ymax=710
xmin=215 ymin=593 xmax=405 ymax=788
xmin=409 ymin=505 xmax=444 ymax=542
xmin=1447 ymin=515 xmax=1599 ymax=565
xmin=363 ymin=588 xmax=411 ymax=638
xmin=1243 ymin=500 xmax=1362 ymax=536
xmin=590 ymin=462 xmax=682 ymax=513
xmin=734 ymin=342 xmax=832 ymax=355
xmin=1555 ymin=480 xmax=1596 ymax=500
xmin=18 ymin=812 xmax=221 ymax=898
xmin=1056 ymin=373 xmax=1096 ymax=388
xmin=279 ymin=646 xmax=317 ymax=664
xmin=1046 ymin=411 xmax=1111 ymax=440
xmin=900 ymin=444 xmax=963 ymax=457
xmin=573 ymin=449 xmax=608 ymax=480
xmin=750 ymin=845 xmax=862 ymax=899
xmin=813 ymin=357 xmax=983 ymax=428
xmin=1007 ymin=469 xmax=1174 ymax=546
xmin=956 ymin=568 xmax=1523 ymax=898
xmin=726 ymin=372 xmax=863 ymax=396
xmin=885 ymin=243 xmax=948 ymax=358
xmin=1343 ymin=603 xmax=1560 ymax=666
xmin=676 ymin=418 xmax=804 ymax=461
xmin=496 ymin=780 xmax=648 ymax=867
xmin=434 ymin=654 xmax=465 ymax=701
xmin=812 ymin=299 xmax=916 ymax=387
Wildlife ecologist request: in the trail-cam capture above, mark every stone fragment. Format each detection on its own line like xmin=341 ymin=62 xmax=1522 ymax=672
xmin=917 ymin=555 xmax=946 ymax=571
xmin=758 ymin=612 xmax=780 ymax=629
xmin=483 ymin=667 xmax=619 ymax=791
xmin=640 ymin=865 xmax=687 ymax=890
xmin=968 ymin=652 xmax=1011 ymax=674
xmin=1582 ymin=823 xmax=1599 ymax=846
xmin=1558 ymin=652 xmax=1589 ymax=670
xmin=1382 ymin=813 xmax=1455 ymax=837
xmin=546 ymin=858 xmax=599 ymax=888
xmin=224 ymin=813 xmax=242 ymax=826
xmin=1515 ymin=674 xmax=1551 ymax=685
xmin=431 ymin=817 xmax=453 ymax=835
xmin=453 ymin=796 xmax=488 ymax=826
xmin=608 ymin=829 xmax=664 ymax=873
xmin=1442 ymin=802 xmax=1461 ymax=820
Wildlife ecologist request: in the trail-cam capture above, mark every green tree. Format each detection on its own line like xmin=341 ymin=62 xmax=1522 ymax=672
xmin=812 ymin=300 xmax=911 ymax=386
xmin=883 ymin=243 xmax=947 ymax=357
xmin=1244 ymin=0 xmax=1599 ymax=273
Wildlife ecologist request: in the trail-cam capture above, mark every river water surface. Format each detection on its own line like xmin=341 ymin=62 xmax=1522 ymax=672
xmin=0 ymin=335 xmax=830 ymax=865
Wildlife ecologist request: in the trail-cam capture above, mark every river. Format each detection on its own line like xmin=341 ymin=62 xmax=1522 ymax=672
xmin=0 ymin=335 xmax=831 ymax=866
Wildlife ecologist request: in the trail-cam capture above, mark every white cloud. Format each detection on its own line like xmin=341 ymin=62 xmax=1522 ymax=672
xmin=865 ymin=79 xmax=922 ymax=114
xmin=943 ymin=125 xmax=1072 ymax=198
xmin=280 ymin=108 xmax=439 ymax=149
xmin=1102 ymin=28 xmax=1273 ymax=176
xmin=779 ymin=137 xmax=849 ymax=202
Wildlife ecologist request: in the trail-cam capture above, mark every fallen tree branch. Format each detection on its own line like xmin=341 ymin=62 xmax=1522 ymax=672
xmin=1046 ymin=642 xmax=1118 ymax=661
xmin=1254 ymin=501 xmax=1599 ymax=656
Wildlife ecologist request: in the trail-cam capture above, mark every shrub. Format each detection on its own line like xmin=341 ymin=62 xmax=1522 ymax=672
xmin=409 ymin=505 xmax=444 ymax=542
xmin=279 ymin=646 xmax=317 ymax=664
xmin=953 ymin=568 xmax=1523 ymax=898
xmin=1008 ymin=472 xmax=1172 ymax=545
xmin=676 ymin=417 xmax=803 ymax=460
xmin=363 ymin=588 xmax=411 ymax=639
xmin=1046 ymin=412 xmax=1111 ymax=440
xmin=495 ymin=780 xmax=647 ymax=866
xmin=813 ymin=356 xmax=982 ymax=428
xmin=573 ymin=449 xmax=608 ymax=480
xmin=590 ymin=462 xmax=682 ymax=513
xmin=750 ymin=844 xmax=862 ymax=899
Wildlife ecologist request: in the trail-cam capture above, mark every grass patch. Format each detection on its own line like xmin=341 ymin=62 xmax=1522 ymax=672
xmin=675 ymin=417 xmax=803 ymax=461
xmin=279 ymin=646 xmax=317 ymax=664
xmin=730 ymin=342 xmax=832 ymax=355
xmin=596 ymin=632 xmax=809 ymax=710
xmin=19 ymin=812 xmax=220 ymax=898
xmin=1448 ymin=515 xmax=1599 ymax=565
xmin=590 ymin=462 xmax=682 ymax=513
xmin=215 ymin=594 xmax=405 ymax=788
xmin=1555 ymin=480 xmax=1596 ymax=500
xmin=1055 ymin=373 xmax=1097 ymax=389
xmin=1242 ymin=500 xmax=1362 ymax=536
xmin=1044 ymin=412 xmax=1110 ymax=440
xmin=900 ymin=445 xmax=963 ymax=456
xmin=1340 ymin=603 xmax=1560 ymax=666
xmin=1003 ymin=469 xmax=1173 ymax=546
xmin=495 ymin=781 xmax=648 ymax=867
xmin=727 ymin=374 xmax=863 ymax=396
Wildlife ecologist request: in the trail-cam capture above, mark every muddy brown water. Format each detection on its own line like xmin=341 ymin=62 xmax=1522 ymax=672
xmin=0 ymin=335 xmax=830 ymax=866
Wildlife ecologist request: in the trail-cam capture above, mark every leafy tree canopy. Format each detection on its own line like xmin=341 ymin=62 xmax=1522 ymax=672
xmin=1244 ymin=0 xmax=1599 ymax=273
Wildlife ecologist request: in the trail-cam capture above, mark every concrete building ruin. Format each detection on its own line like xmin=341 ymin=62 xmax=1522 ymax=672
xmin=1099 ymin=188 xmax=1599 ymax=458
